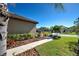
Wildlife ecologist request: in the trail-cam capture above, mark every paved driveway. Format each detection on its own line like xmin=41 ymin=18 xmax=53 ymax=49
xmin=60 ymin=34 xmax=77 ymax=37
xmin=52 ymin=33 xmax=78 ymax=37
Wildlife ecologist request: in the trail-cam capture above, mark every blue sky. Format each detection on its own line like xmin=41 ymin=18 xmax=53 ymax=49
xmin=8 ymin=3 xmax=79 ymax=28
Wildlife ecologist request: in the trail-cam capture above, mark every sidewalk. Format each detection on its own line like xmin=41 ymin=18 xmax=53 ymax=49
xmin=7 ymin=39 xmax=52 ymax=56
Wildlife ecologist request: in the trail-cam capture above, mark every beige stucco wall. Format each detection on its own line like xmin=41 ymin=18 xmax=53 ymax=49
xmin=7 ymin=18 xmax=36 ymax=34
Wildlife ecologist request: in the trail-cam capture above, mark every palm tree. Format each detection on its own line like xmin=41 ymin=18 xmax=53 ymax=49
xmin=0 ymin=3 xmax=9 ymax=56
xmin=0 ymin=3 xmax=64 ymax=56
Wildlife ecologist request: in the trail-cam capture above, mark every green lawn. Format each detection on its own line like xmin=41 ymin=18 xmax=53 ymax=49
xmin=35 ymin=37 xmax=78 ymax=56
xmin=63 ymin=32 xmax=76 ymax=35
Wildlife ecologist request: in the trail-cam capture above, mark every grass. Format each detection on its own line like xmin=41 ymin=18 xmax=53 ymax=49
xmin=35 ymin=37 xmax=78 ymax=56
xmin=63 ymin=32 xmax=76 ymax=35
xmin=70 ymin=32 xmax=76 ymax=35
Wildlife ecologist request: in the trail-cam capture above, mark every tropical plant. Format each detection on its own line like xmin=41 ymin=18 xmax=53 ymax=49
xmin=43 ymin=32 xmax=51 ymax=37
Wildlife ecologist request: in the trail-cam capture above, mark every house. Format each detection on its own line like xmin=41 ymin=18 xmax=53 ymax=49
xmin=7 ymin=13 xmax=38 ymax=34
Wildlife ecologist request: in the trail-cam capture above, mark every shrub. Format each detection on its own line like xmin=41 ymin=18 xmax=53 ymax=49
xmin=26 ymin=33 xmax=33 ymax=39
xmin=7 ymin=39 xmax=16 ymax=48
xmin=35 ymin=33 xmax=40 ymax=38
xmin=20 ymin=34 xmax=28 ymax=40
xmin=16 ymin=34 xmax=21 ymax=40
xmin=43 ymin=32 xmax=51 ymax=37
xmin=8 ymin=33 xmax=37 ymax=40
xmin=8 ymin=34 xmax=20 ymax=40
xmin=8 ymin=34 xmax=16 ymax=40
xmin=25 ymin=33 xmax=37 ymax=39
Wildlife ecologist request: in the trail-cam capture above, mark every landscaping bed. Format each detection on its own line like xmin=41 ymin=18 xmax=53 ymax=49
xmin=16 ymin=48 xmax=40 ymax=56
xmin=7 ymin=32 xmax=51 ymax=49
xmin=7 ymin=37 xmax=46 ymax=49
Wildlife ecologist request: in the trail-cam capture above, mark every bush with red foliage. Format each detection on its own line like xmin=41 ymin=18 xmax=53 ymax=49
xmin=7 ymin=39 xmax=16 ymax=49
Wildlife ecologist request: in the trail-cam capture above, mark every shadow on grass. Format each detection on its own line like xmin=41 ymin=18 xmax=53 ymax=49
xmin=68 ymin=41 xmax=78 ymax=55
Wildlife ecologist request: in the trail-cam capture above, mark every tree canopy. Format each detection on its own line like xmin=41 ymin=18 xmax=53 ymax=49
xmin=74 ymin=17 xmax=79 ymax=34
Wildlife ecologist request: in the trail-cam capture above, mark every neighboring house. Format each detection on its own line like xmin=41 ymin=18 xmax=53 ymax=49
xmin=7 ymin=13 xmax=38 ymax=34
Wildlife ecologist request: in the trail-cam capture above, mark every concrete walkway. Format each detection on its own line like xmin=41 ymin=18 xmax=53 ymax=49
xmin=7 ymin=39 xmax=52 ymax=56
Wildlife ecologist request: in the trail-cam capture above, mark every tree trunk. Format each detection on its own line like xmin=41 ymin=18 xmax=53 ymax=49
xmin=0 ymin=3 xmax=9 ymax=56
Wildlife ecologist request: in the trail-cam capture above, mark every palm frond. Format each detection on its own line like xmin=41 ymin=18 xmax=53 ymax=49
xmin=54 ymin=3 xmax=64 ymax=11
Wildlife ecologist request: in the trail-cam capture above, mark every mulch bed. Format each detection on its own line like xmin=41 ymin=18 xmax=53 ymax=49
xmin=16 ymin=48 xmax=40 ymax=56
xmin=7 ymin=37 xmax=45 ymax=49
